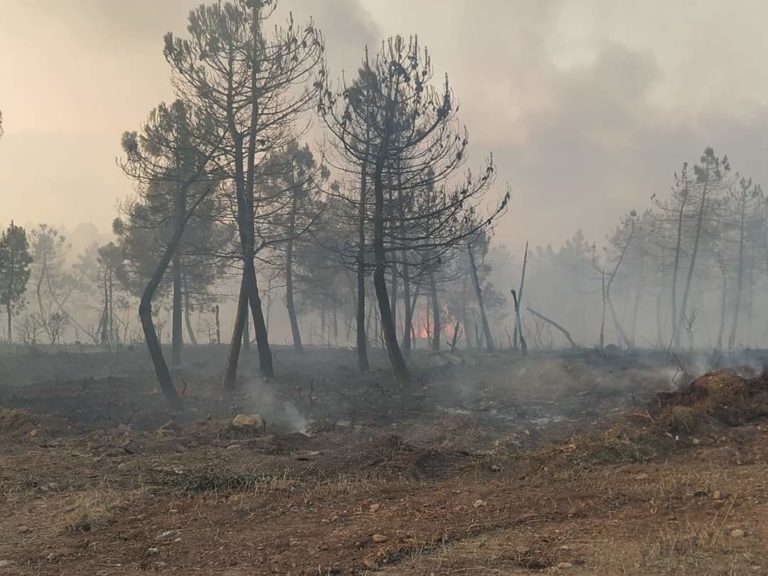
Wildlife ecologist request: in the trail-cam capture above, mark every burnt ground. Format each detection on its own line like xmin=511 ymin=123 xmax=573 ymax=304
xmin=1 ymin=345 xmax=767 ymax=575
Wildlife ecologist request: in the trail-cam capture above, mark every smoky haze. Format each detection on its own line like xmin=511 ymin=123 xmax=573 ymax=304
xmin=2 ymin=1 xmax=768 ymax=247
xmin=1 ymin=0 xmax=768 ymax=354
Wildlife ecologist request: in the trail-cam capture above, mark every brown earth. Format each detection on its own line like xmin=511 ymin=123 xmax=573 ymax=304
xmin=0 ymin=347 xmax=767 ymax=575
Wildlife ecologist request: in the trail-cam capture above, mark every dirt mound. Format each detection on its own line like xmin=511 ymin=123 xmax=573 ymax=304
xmin=0 ymin=407 xmax=38 ymax=437
xmin=655 ymin=369 xmax=768 ymax=432
xmin=358 ymin=434 xmax=473 ymax=480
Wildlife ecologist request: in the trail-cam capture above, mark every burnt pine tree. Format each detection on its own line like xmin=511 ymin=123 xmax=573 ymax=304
xmin=260 ymin=141 xmax=327 ymax=352
xmin=0 ymin=222 xmax=33 ymax=342
xmin=164 ymin=0 xmax=324 ymax=386
xmin=121 ymin=100 xmax=221 ymax=410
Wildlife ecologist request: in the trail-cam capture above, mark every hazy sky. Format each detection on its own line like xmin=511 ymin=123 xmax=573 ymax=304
xmin=2 ymin=0 xmax=768 ymax=250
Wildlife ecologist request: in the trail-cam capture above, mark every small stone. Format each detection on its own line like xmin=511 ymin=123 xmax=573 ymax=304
xmin=490 ymin=464 xmax=502 ymax=472
xmin=147 ymin=547 xmax=159 ymax=555
xmin=231 ymin=414 xmax=264 ymax=429
xmin=369 ymin=503 xmax=381 ymax=513
xmin=18 ymin=526 xmax=31 ymax=533
xmin=226 ymin=444 xmax=241 ymax=450
xmin=372 ymin=534 xmax=388 ymax=543
xmin=557 ymin=562 xmax=574 ymax=569
xmin=713 ymin=490 xmax=723 ymax=500
xmin=633 ymin=473 xmax=649 ymax=481
xmin=692 ymin=438 xmax=700 ymax=445
xmin=730 ymin=529 xmax=745 ymax=538
xmin=335 ymin=420 xmax=352 ymax=431
xmin=158 ymin=420 xmax=181 ymax=433
xmin=473 ymin=499 xmax=487 ymax=508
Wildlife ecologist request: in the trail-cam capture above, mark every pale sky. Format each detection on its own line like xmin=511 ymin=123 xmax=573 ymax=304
xmin=2 ymin=0 xmax=768 ymax=250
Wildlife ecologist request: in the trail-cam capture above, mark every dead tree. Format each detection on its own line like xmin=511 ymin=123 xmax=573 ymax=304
xmin=527 ymin=307 xmax=577 ymax=349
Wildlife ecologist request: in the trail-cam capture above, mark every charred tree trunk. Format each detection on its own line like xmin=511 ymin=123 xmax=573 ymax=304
xmin=511 ymin=290 xmax=527 ymax=356
xmin=171 ymin=253 xmax=183 ymax=367
xmin=676 ymin=177 xmax=709 ymax=349
xmin=223 ymin=277 xmax=248 ymax=389
xmin=214 ymin=304 xmax=221 ymax=345
xmin=285 ymin=240 xmax=303 ymax=353
xmin=138 ymin=192 xmax=194 ymax=409
xmin=183 ymin=277 xmax=197 ymax=348
xmin=372 ymin=154 xmax=409 ymax=382
xmin=401 ymin=261 xmax=413 ymax=356
xmin=717 ymin=267 xmax=727 ymax=350
xmin=429 ymin=272 xmax=440 ymax=352
xmin=355 ymin=133 xmax=370 ymax=371
xmin=670 ymin=193 xmax=688 ymax=348
xmin=729 ymin=198 xmax=747 ymax=349
xmin=527 ymin=307 xmax=577 ymax=349
xmin=513 ymin=243 xmax=528 ymax=350
xmin=468 ymin=243 xmax=495 ymax=353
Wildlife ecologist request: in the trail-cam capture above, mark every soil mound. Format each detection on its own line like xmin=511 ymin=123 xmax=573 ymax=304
xmin=655 ymin=369 xmax=768 ymax=432
xmin=0 ymin=407 xmax=37 ymax=437
xmin=358 ymin=434 xmax=473 ymax=480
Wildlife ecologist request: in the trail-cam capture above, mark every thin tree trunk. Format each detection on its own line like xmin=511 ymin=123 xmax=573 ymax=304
xmin=527 ymin=307 xmax=577 ymax=348
xmin=285 ymin=238 xmax=303 ymax=352
xmin=670 ymin=194 xmax=688 ymax=348
xmin=676 ymin=177 xmax=709 ymax=348
xmin=138 ymin=224 xmax=186 ymax=411
xmin=401 ymin=261 xmax=413 ymax=356
xmin=468 ymin=244 xmax=495 ymax=352
xmin=372 ymin=153 xmax=409 ymax=381
xmin=429 ymin=272 xmax=440 ymax=352
xmin=599 ymin=272 xmax=606 ymax=350
xmin=729 ymin=199 xmax=746 ymax=349
xmin=717 ymin=268 xmax=727 ymax=350
xmin=171 ymin=253 xmax=183 ymax=366
xmin=183 ymin=280 xmax=197 ymax=348
xmin=223 ymin=277 xmax=248 ymax=389
xmin=214 ymin=305 xmax=221 ymax=345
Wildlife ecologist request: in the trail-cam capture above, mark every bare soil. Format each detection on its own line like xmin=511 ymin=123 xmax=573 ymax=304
xmin=1 ymin=346 xmax=767 ymax=575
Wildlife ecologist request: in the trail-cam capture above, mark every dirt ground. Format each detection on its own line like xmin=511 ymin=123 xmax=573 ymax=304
xmin=1 ymin=345 xmax=767 ymax=575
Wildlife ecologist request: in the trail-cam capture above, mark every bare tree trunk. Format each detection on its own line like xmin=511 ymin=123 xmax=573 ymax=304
xmin=171 ymin=253 xmax=183 ymax=366
xmin=138 ymin=221 xmax=186 ymax=410
xmin=717 ymin=268 xmax=727 ymax=350
xmin=513 ymin=243 xmax=528 ymax=350
xmin=183 ymin=280 xmax=197 ymax=348
xmin=285 ymin=236 xmax=303 ymax=352
xmin=223 ymin=278 xmax=248 ymax=389
xmin=356 ymin=130 xmax=370 ymax=371
xmin=214 ymin=304 xmax=221 ymax=345
xmin=676 ymin=178 xmax=709 ymax=348
xmin=630 ymin=255 xmax=645 ymax=344
xmin=242 ymin=306 xmax=250 ymax=350
xmin=599 ymin=271 xmax=606 ymax=350
xmin=468 ymin=243 xmax=495 ymax=352
xmin=401 ymin=262 xmax=413 ymax=356
xmin=429 ymin=272 xmax=440 ymax=352
xmin=511 ymin=290 xmax=527 ymax=356
xmin=390 ymin=266 xmax=398 ymax=334
xmin=244 ymin=260 xmax=273 ymax=376
xmin=729 ymin=199 xmax=746 ymax=349
xmin=372 ymin=155 xmax=409 ymax=381
xmin=6 ymin=304 xmax=11 ymax=343
xmin=670 ymin=195 xmax=687 ymax=348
